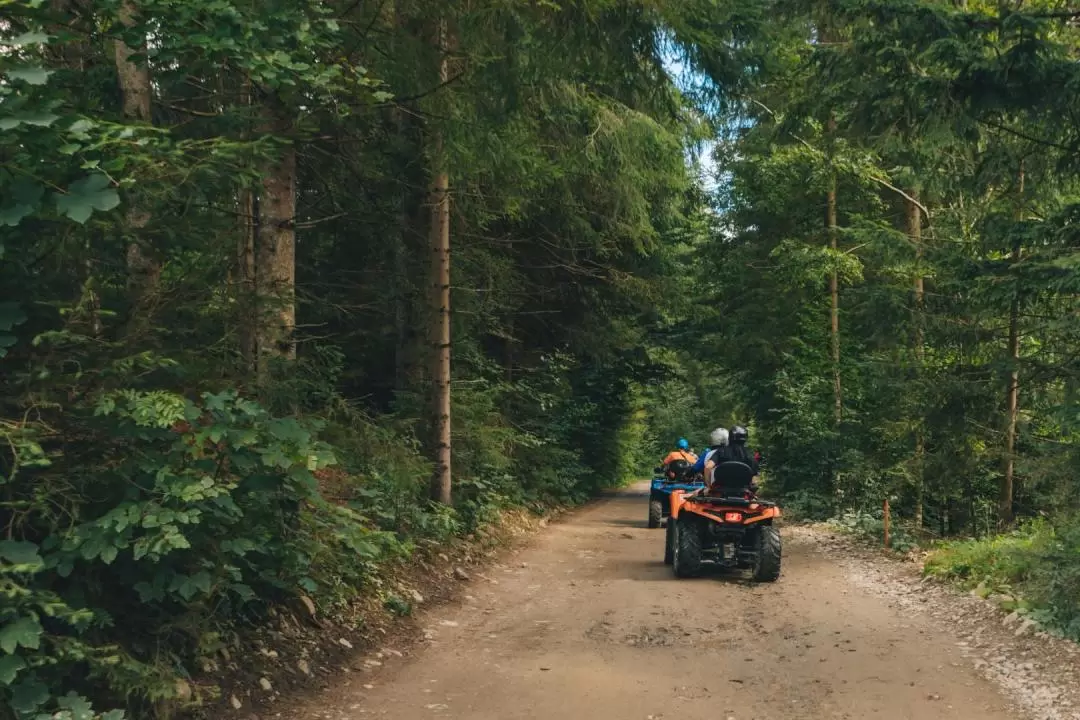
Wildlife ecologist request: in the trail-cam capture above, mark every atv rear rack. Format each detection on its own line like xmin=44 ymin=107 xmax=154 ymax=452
xmin=688 ymin=495 xmax=775 ymax=509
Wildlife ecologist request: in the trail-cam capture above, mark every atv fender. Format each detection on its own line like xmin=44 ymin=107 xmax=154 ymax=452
xmin=679 ymin=502 xmax=781 ymax=525
xmin=669 ymin=489 xmax=686 ymax=520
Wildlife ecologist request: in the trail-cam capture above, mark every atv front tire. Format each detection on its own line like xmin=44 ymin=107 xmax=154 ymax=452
xmin=664 ymin=519 xmax=675 ymax=565
xmin=751 ymin=525 xmax=782 ymax=582
xmin=673 ymin=517 xmax=703 ymax=578
xmin=648 ymin=499 xmax=663 ymax=529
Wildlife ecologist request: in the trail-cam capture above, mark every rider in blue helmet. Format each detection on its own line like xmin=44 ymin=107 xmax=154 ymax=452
xmin=662 ymin=438 xmax=697 ymax=467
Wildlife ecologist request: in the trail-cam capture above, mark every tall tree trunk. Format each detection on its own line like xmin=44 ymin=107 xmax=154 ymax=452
xmin=50 ymin=1 xmax=100 ymax=337
xmin=394 ymin=198 xmax=410 ymax=391
xmin=237 ymin=77 xmax=257 ymax=373
xmin=112 ymin=0 xmax=159 ymax=336
xmin=428 ymin=19 xmax=453 ymax=505
xmin=820 ymin=19 xmax=842 ymax=433
xmin=825 ymin=103 xmax=842 ymax=505
xmin=238 ymin=187 xmax=257 ymax=370
xmin=504 ymin=315 xmax=515 ymax=383
xmin=255 ymin=106 xmax=297 ymax=382
xmin=909 ymin=193 xmax=925 ymax=528
xmin=393 ymin=108 xmax=412 ymax=392
xmin=828 ymin=174 xmax=841 ymax=424
xmin=1000 ymin=166 xmax=1024 ymax=527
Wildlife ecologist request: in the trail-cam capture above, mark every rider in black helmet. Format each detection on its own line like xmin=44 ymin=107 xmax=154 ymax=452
xmin=728 ymin=425 xmax=761 ymax=492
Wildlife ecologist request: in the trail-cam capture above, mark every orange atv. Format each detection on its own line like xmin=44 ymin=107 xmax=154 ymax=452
xmin=664 ymin=460 xmax=781 ymax=582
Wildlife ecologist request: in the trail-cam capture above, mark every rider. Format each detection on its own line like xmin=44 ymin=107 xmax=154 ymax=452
xmin=727 ymin=425 xmax=761 ymax=493
xmin=690 ymin=427 xmax=729 ymax=485
xmin=726 ymin=426 xmax=758 ymax=467
xmin=662 ymin=438 xmax=697 ymax=466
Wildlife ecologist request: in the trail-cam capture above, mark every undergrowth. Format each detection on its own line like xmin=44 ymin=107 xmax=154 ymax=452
xmin=0 ymin=340 xmax=616 ymax=719
xmin=924 ymin=517 xmax=1080 ymax=640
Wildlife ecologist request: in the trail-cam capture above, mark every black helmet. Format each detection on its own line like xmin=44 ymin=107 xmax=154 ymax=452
xmin=730 ymin=426 xmax=748 ymax=444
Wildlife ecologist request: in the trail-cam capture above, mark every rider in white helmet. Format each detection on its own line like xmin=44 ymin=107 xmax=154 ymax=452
xmin=689 ymin=427 xmax=729 ymax=483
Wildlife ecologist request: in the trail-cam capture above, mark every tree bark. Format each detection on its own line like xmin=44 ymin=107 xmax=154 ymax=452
xmin=821 ymin=15 xmax=842 ymax=503
xmin=50 ymin=2 xmax=100 ymax=337
xmin=112 ymin=0 xmax=159 ymax=336
xmin=393 ymin=107 xmax=412 ymax=392
xmin=821 ymin=19 xmax=842 ymax=429
xmin=1000 ymin=166 xmax=1024 ymax=527
xmin=237 ymin=76 xmax=257 ymax=372
xmin=428 ymin=18 xmax=453 ymax=505
xmin=827 ymin=174 xmax=841 ymax=425
xmin=238 ymin=187 xmax=257 ymax=370
xmin=909 ymin=193 xmax=925 ymax=529
xmin=254 ymin=117 xmax=297 ymax=380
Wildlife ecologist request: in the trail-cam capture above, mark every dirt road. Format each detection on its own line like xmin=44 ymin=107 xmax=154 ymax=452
xmin=294 ymin=485 xmax=1028 ymax=720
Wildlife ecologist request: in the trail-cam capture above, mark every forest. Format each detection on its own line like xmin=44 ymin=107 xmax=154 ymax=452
xmin=2 ymin=0 xmax=1080 ymax=717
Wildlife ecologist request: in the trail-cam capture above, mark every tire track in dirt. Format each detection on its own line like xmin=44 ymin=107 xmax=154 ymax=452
xmin=281 ymin=485 xmax=1047 ymax=720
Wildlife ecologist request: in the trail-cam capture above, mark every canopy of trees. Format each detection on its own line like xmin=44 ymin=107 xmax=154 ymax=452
xmin=3 ymin=0 xmax=1080 ymax=717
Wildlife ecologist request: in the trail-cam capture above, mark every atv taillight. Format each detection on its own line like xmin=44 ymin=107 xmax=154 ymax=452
xmin=724 ymin=512 xmax=743 ymax=523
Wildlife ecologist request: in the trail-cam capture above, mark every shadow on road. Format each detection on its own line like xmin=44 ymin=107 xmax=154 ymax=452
xmin=606 ymin=517 xmax=649 ymax=528
xmin=610 ymin=557 xmax=759 ymax=587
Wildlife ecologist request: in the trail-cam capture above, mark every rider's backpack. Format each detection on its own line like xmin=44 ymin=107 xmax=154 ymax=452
xmin=666 ymin=458 xmax=692 ymax=480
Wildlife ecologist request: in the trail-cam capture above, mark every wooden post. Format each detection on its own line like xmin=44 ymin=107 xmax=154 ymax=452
xmin=883 ymin=498 xmax=891 ymax=549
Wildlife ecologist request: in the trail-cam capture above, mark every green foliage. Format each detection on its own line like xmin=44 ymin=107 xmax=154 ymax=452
xmin=922 ymin=518 xmax=1080 ymax=637
xmin=1 ymin=387 xmax=410 ymax=717
xmin=924 ymin=525 xmax=1044 ymax=592
xmin=627 ymin=0 xmax=1080 ymax=636
xmin=2 ymin=0 xmax=749 ymax=713
xmin=19 ymin=0 xmax=1080 ymax=712
xmin=830 ymin=511 xmax=919 ymax=554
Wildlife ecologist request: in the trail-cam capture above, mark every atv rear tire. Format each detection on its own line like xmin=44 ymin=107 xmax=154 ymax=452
xmin=751 ymin=525 xmax=782 ymax=582
xmin=648 ymin=499 xmax=663 ymax=529
xmin=663 ymin=519 xmax=675 ymax=565
xmin=673 ymin=517 xmax=703 ymax=578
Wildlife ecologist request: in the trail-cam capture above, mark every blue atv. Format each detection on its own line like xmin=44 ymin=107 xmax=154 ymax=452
xmin=648 ymin=460 xmax=705 ymax=528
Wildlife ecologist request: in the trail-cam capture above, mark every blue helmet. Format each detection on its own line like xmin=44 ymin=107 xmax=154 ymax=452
xmin=677 ymin=438 xmax=689 ymax=450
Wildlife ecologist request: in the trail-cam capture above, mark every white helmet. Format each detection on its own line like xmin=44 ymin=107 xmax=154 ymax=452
xmin=709 ymin=427 xmax=729 ymax=446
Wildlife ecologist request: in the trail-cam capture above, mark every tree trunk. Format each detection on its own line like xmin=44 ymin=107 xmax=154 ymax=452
xmin=393 ymin=107 xmax=412 ymax=392
xmin=238 ymin=187 xmax=257 ymax=371
xmin=428 ymin=18 xmax=453 ymax=505
xmin=909 ymin=193 xmax=925 ymax=529
xmin=821 ymin=20 xmax=842 ymax=431
xmin=112 ymin=0 xmax=159 ymax=335
xmin=1001 ymin=277 xmax=1020 ymax=527
xmin=1000 ymin=167 xmax=1024 ymax=527
xmin=504 ymin=315 xmax=515 ymax=383
xmin=50 ymin=2 xmax=100 ymax=337
xmin=255 ymin=107 xmax=297 ymax=381
xmin=827 ymin=175 xmax=841 ymax=424
xmin=236 ymin=76 xmax=257 ymax=373
xmin=825 ymin=125 xmax=842 ymax=505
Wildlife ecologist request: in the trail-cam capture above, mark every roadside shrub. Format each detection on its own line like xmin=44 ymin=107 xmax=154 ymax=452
xmin=1 ymin=389 xmax=402 ymax=718
xmin=1025 ymin=517 xmax=1080 ymax=638
xmin=921 ymin=518 xmax=1080 ymax=638
xmin=923 ymin=523 xmax=1044 ymax=591
xmin=830 ymin=509 xmax=919 ymax=554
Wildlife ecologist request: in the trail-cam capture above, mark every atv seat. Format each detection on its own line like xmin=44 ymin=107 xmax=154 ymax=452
xmin=708 ymin=461 xmax=755 ymax=496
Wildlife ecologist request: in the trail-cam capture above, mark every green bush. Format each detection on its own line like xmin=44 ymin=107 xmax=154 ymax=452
xmin=922 ymin=518 xmax=1080 ymax=638
xmin=829 ymin=509 xmax=920 ymax=554
xmin=923 ymin=524 xmax=1044 ymax=590
xmin=1 ymin=389 xmax=404 ymax=718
